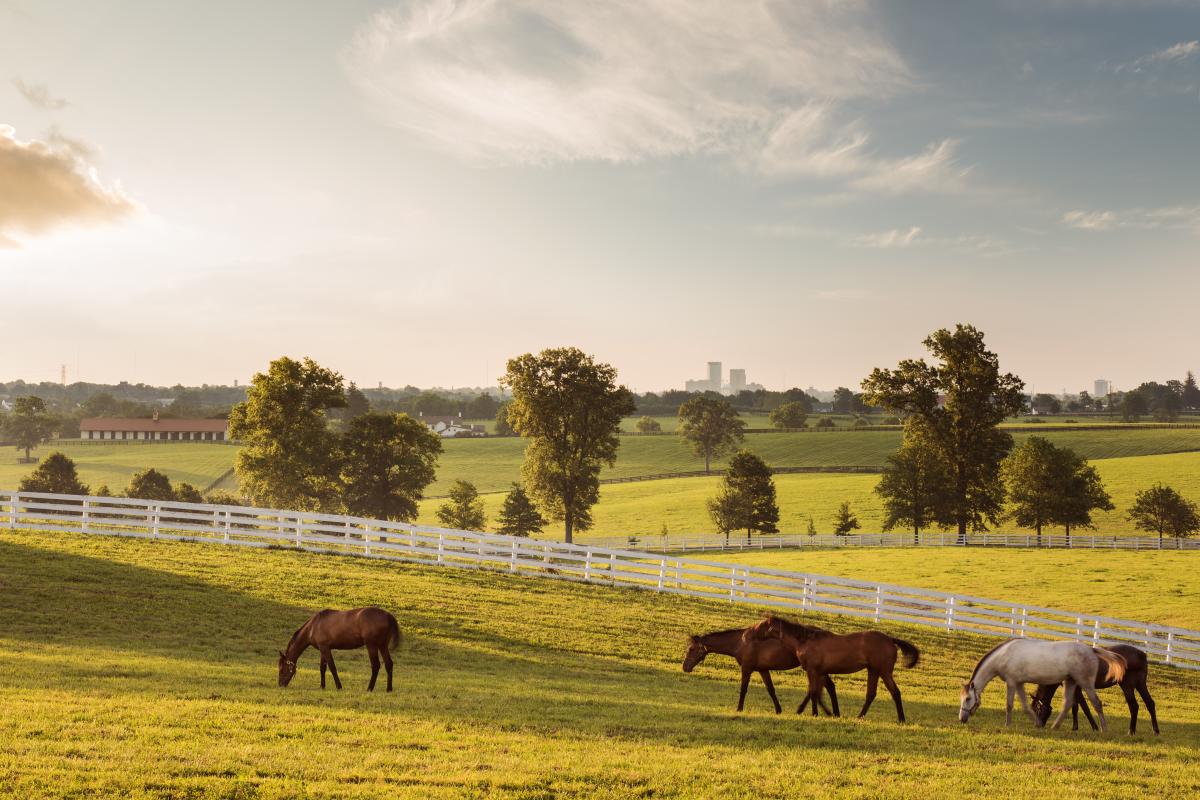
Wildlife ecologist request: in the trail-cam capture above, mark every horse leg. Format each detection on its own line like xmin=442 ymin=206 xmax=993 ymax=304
xmin=1005 ymin=683 xmax=1016 ymax=726
xmin=382 ymin=645 xmax=394 ymax=693
xmin=366 ymin=645 xmax=381 ymax=692
xmin=1076 ymin=691 xmax=1098 ymax=731
xmin=1013 ymin=683 xmax=1038 ymax=726
xmin=736 ymin=666 xmax=752 ymax=712
xmin=759 ymin=670 xmax=782 ymax=714
xmin=824 ymin=676 xmax=841 ymax=717
xmin=1050 ymin=680 xmax=1076 ymax=730
xmin=881 ymin=672 xmax=904 ymax=723
xmin=1120 ymin=684 xmax=1138 ymax=734
xmin=1135 ymin=680 xmax=1158 ymax=735
xmin=858 ymin=668 xmax=879 ymax=719
xmin=806 ymin=670 xmax=825 ymax=717
xmin=1081 ymin=684 xmax=1106 ymax=733
xmin=320 ymin=656 xmax=327 ymax=690
xmin=322 ymin=648 xmax=343 ymax=690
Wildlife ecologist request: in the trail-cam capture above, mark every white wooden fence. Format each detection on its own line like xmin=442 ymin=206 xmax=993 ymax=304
xmin=4 ymin=490 xmax=1198 ymax=671
xmin=591 ymin=531 xmax=1200 ymax=553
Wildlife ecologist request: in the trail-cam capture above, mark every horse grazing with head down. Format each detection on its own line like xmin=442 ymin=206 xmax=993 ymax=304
xmin=278 ymin=607 xmax=401 ymax=691
xmin=747 ymin=615 xmax=920 ymax=722
xmin=958 ymin=639 xmax=1125 ymax=732
xmin=682 ymin=623 xmax=841 ymax=715
xmin=1031 ymin=643 xmax=1157 ymax=734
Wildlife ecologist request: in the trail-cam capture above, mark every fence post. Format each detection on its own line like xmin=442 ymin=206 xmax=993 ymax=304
xmin=945 ymin=596 xmax=955 ymax=630
xmin=1166 ymin=632 xmax=1174 ymax=665
xmin=583 ymin=550 xmax=593 ymax=581
xmin=7 ymin=492 xmax=16 ymax=529
xmin=1009 ymin=607 xmax=1017 ymax=636
xmin=510 ymin=539 xmax=519 ymax=573
xmin=363 ymin=524 xmax=371 ymax=557
xmin=437 ymin=532 xmax=445 ymax=564
xmin=295 ymin=516 xmax=302 ymax=548
xmin=729 ymin=568 xmax=738 ymax=602
xmin=874 ymin=586 xmax=882 ymax=623
xmin=151 ymin=503 xmax=159 ymax=539
xmin=1020 ymin=608 xmax=1028 ymax=637
xmin=223 ymin=510 xmax=231 ymax=543
xmin=1092 ymin=619 xmax=1100 ymax=644
xmin=657 ymin=559 xmax=666 ymax=591
xmin=609 ymin=553 xmax=616 ymax=586
xmin=82 ymin=499 xmax=90 ymax=534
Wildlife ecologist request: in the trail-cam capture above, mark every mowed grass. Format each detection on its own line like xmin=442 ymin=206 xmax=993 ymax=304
xmin=0 ymin=441 xmax=237 ymax=493
xmin=418 ymin=452 xmax=1200 ymax=540
xmin=3 ymin=530 xmax=1200 ymax=799
xmin=700 ymin=548 xmax=1200 ymax=629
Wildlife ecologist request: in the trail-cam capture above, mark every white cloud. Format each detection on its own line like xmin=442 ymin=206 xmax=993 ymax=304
xmin=0 ymin=124 xmax=137 ymax=245
xmin=13 ymin=78 xmax=68 ymax=110
xmin=856 ymin=226 xmax=922 ymax=248
xmin=1061 ymin=209 xmax=1118 ymax=230
xmin=342 ymin=1 xmax=961 ymax=192
xmin=1061 ymin=206 xmax=1200 ymax=232
xmin=851 ymin=139 xmax=970 ymax=195
xmin=1116 ymin=40 xmax=1200 ymax=72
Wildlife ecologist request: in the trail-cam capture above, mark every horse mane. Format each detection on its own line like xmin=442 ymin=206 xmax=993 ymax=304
xmin=699 ymin=627 xmax=749 ymax=644
xmin=763 ymin=614 xmax=831 ymax=641
xmin=969 ymin=639 xmax=1014 ymax=682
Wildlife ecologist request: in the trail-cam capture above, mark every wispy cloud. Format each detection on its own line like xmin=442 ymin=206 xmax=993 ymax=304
xmin=1116 ymin=40 xmax=1200 ymax=72
xmin=1061 ymin=209 xmax=1118 ymax=230
xmin=0 ymin=125 xmax=136 ymax=246
xmin=13 ymin=77 xmax=68 ymax=110
xmin=856 ymin=226 xmax=922 ymax=248
xmin=1061 ymin=206 xmax=1200 ymax=232
xmin=342 ymin=1 xmax=963 ymax=193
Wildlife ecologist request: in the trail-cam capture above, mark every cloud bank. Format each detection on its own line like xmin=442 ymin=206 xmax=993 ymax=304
xmin=343 ymin=0 xmax=964 ymax=192
xmin=0 ymin=125 xmax=136 ymax=246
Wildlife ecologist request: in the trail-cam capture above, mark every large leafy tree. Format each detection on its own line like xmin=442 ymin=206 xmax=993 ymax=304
xmin=5 ymin=396 xmax=58 ymax=461
xmin=125 ymin=468 xmax=176 ymax=501
xmin=862 ymin=324 xmax=1025 ymax=543
xmin=501 ymin=347 xmax=635 ymax=543
xmin=1128 ymin=484 xmax=1200 ymax=545
xmin=1001 ymin=437 xmax=1112 ymax=545
xmin=717 ymin=450 xmax=779 ymax=543
xmin=18 ymin=452 xmax=88 ymax=495
xmin=495 ymin=484 xmax=546 ymax=537
xmin=677 ymin=396 xmax=744 ymax=474
xmin=340 ymin=412 xmax=442 ymax=521
xmin=768 ymin=401 xmax=808 ymax=429
xmin=436 ymin=480 xmax=486 ymax=531
xmin=228 ymin=357 xmax=347 ymax=511
xmin=875 ymin=428 xmax=953 ymax=543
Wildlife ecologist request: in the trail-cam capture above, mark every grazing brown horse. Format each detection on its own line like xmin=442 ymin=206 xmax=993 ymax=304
xmin=1031 ymin=644 xmax=1158 ymax=734
xmin=749 ymin=615 xmax=920 ymax=722
xmin=278 ymin=607 xmax=401 ymax=691
xmin=682 ymin=625 xmax=840 ymax=715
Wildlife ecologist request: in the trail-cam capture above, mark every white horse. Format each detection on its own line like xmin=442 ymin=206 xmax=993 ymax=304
xmin=958 ymin=639 xmax=1125 ymax=732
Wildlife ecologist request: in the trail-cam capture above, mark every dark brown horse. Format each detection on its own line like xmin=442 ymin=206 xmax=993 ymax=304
xmin=278 ymin=607 xmax=401 ymax=691
xmin=1031 ymin=643 xmax=1159 ymax=734
xmin=683 ymin=625 xmax=840 ymax=715
xmin=749 ymin=615 xmax=920 ymax=722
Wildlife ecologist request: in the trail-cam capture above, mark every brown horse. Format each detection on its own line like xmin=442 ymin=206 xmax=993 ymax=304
xmin=1031 ymin=644 xmax=1158 ymax=734
xmin=278 ymin=607 xmax=401 ymax=691
xmin=749 ymin=615 xmax=920 ymax=722
xmin=683 ymin=624 xmax=840 ymax=715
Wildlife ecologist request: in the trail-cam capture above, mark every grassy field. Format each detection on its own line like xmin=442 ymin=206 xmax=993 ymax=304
xmin=0 ymin=441 xmax=237 ymax=493
xmin=418 ymin=451 xmax=1200 ymax=539
xmin=700 ymin=548 xmax=1200 ymax=629
xmin=3 ymin=529 xmax=1199 ymax=799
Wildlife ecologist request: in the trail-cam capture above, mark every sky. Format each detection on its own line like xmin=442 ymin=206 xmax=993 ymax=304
xmin=1 ymin=0 xmax=1198 ymax=395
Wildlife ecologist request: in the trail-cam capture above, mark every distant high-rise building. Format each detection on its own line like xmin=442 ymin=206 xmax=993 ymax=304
xmin=1094 ymin=379 xmax=1111 ymax=398
xmin=729 ymin=369 xmax=747 ymax=393
xmin=707 ymin=362 xmax=722 ymax=390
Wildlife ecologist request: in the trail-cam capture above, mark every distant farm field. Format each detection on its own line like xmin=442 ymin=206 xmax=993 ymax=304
xmin=4 ymin=529 xmax=1199 ymax=799
xmin=0 ymin=441 xmax=236 ymax=493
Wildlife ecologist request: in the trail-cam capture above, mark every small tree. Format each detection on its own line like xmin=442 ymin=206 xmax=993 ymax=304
xmin=494 ymin=403 xmax=516 ymax=437
xmin=495 ymin=484 xmax=546 ymax=537
xmin=1183 ymin=371 xmax=1200 ymax=410
xmin=5 ymin=396 xmax=58 ymax=462
xmin=126 ymin=468 xmax=175 ymax=501
xmin=876 ymin=431 xmax=952 ymax=543
xmin=340 ymin=412 xmax=442 ymax=521
xmin=174 ymin=482 xmax=204 ymax=503
xmin=635 ymin=415 xmax=662 ymax=434
xmin=1120 ymin=391 xmax=1148 ymax=422
xmin=707 ymin=487 xmax=751 ymax=546
xmin=437 ymin=480 xmax=486 ymax=531
xmin=1056 ymin=457 xmax=1113 ymax=544
xmin=806 ymin=516 xmax=817 ymax=535
xmin=677 ymin=397 xmax=744 ymax=474
xmin=343 ymin=382 xmax=370 ymax=420
xmin=815 ymin=417 xmax=835 ymax=429
xmin=718 ymin=450 xmax=779 ymax=543
xmin=832 ymin=502 xmax=860 ymax=536
xmin=1128 ymin=484 xmax=1200 ymax=546
xmin=18 ymin=452 xmax=88 ymax=495
xmin=769 ymin=402 xmax=808 ymax=429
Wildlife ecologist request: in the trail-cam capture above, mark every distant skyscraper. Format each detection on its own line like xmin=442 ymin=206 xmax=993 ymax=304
xmin=1094 ymin=379 xmax=1111 ymax=397
xmin=707 ymin=361 xmax=722 ymax=390
xmin=729 ymin=369 xmax=746 ymax=393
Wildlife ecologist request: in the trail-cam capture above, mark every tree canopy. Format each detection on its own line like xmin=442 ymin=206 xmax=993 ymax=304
xmin=635 ymin=415 xmax=662 ymax=434
xmin=18 ymin=452 xmax=88 ymax=495
xmin=125 ymin=468 xmax=176 ymax=501
xmin=5 ymin=396 xmax=58 ymax=461
xmin=714 ymin=450 xmax=779 ymax=542
xmin=862 ymin=324 xmax=1025 ymax=542
xmin=832 ymin=501 xmax=860 ymax=536
xmin=495 ymin=484 xmax=546 ymax=537
xmin=1128 ymin=484 xmax=1200 ymax=542
xmin=436 ymin=480 xmax=486 ymax=531
xmin=768 ymin=401 xmax=808 ymax=429
xmin=677 ymin=396 xmax=744 ymax=474
xmin=1001 ymin=437 xmax=1112 ymax=544
xmin=875 ymin=427 xmax=953 ymax=541
xmin=340 ymin=412 xmax=442 ymax=521
xmin=501 ymin=347 xmax=635 ymax=543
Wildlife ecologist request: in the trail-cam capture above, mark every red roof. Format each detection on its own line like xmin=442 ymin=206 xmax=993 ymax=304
xmin=79 ymin=417 xmax=228 ymax=433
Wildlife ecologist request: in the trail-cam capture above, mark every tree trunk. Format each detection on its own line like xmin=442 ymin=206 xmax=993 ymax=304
xmin=1065 ymin=523 xmax=1071 ymax=547
xmin=1036 ymin=522 xmax=1041 ymax=548
xmin=746 ymin=527 xmax=751 ymax=544
xmin=957 ymin=518 xmax=967 ymax=546
xmin=913 ymin=524 xmax=919 ymax=546
xmin=564 ymin=514 xmax=573 ymax=545
xmin=705 ymin=449 xmax=711 ymax=475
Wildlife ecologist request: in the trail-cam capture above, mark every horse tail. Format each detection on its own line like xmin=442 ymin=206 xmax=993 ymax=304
xmin=891 ymin=637 xmax=920 ymax=669
xmin=1095 ymin=647 xmax=1126 ymax=684
xmin=387 ymin=613 xmax=403 ymax=650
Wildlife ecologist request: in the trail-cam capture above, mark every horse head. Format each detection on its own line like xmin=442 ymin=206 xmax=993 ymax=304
xmin=682 ymin=636 xmax=708 ymax=673
xmin=277 ymin=650 xmax=298 ymax=687
xmin=958 ymin=681 xmax=981 ymax=723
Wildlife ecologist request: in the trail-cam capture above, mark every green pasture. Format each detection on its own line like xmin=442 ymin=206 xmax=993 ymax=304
xmin=3 ymin=529 xmax=1199 ymax=799
xmin=0 ymin=441 xmax=237 ymax=493
xmin=701 ymin=548 xmax=1200 ymax=629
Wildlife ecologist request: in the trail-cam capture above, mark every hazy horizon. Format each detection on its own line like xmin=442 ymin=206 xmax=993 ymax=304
xmin=3 ymin=1 xmax=1198 ymax=393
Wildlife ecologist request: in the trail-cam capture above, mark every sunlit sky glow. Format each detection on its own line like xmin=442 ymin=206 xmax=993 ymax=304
xmin=2 ymin=0 xmax=1198 ymax=393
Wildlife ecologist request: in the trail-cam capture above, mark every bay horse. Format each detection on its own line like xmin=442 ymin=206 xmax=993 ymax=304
xmin=682 ymin=624 xmax=840 ymax=715
xmin=278 ymin=607 xmax=401 ymax=691
xmin=958 ymin=639 xmax=1125 ymax=731
xmin=748 ymin=615 xmax=920 ymax=722
xmin=1031 ymin=644 xmax=1158 ymax=734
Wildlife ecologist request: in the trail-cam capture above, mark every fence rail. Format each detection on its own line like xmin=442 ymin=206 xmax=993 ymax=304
xmin=2 ymin=490 xmax=1198 ymax=671
xmin=587 ymin=530 xmax=1200 ymax=553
